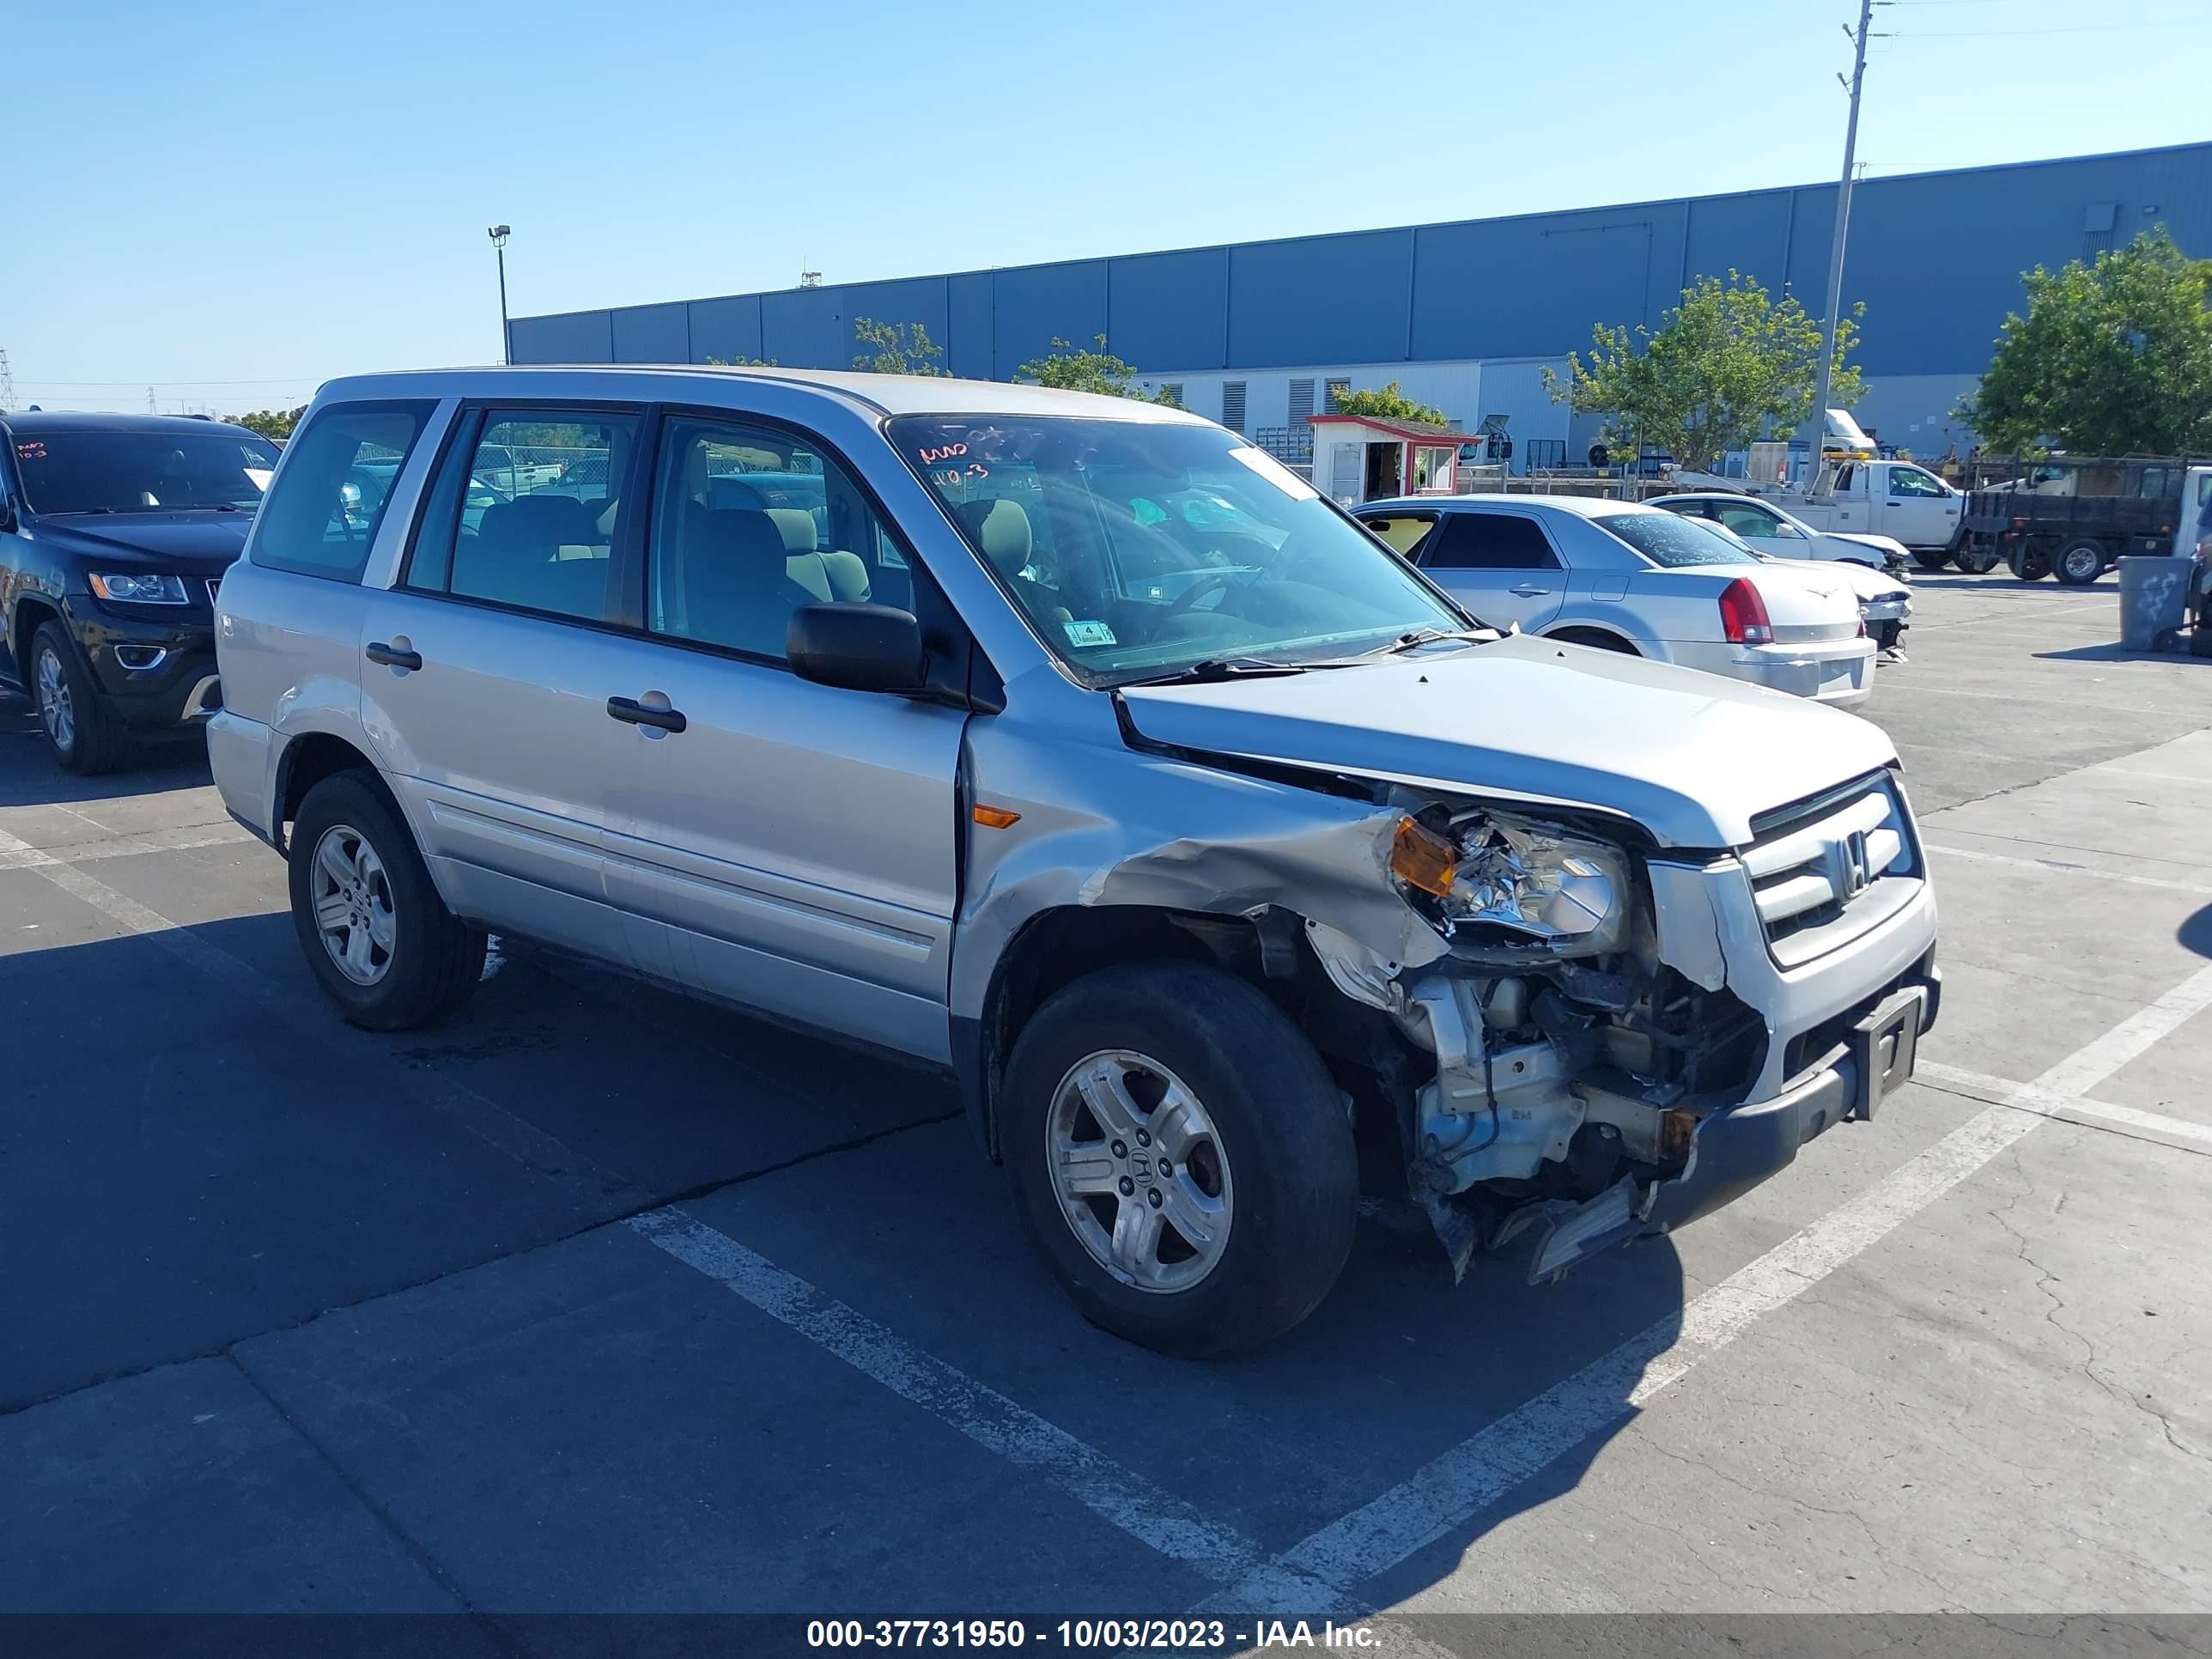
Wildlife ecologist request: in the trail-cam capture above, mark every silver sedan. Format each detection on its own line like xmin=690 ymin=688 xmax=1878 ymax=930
xmin=1356 ymin=494 xmax=1878 ymax=707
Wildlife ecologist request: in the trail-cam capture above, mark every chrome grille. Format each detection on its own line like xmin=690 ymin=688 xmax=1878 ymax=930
xmin=1742 ymin=775 xmax=1920 ymax=967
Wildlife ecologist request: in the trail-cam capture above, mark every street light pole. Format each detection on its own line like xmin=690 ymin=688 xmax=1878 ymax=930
xmin=488 ymin=225 xmax=513 ymax=366
xmin=1808 ymin=0 xmax=1874 ymax=475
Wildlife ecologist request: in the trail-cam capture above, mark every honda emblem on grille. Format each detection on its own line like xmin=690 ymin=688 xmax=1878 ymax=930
xmin=1840 ymin=831 xmax=1870 ymax=897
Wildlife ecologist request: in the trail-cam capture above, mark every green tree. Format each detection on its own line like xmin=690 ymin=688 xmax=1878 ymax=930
xmin=1330 ymin=380 xmax=1449 ymax=425
xmin=1543 ymin=270 xmax=1862 ymax=472
xmin=704 ymin=354 xmax=778 ymax=368
xmin=224 ymin=404 xmax=307 ymax=441
xmin=1956 ymin=228 xmax=2212 ymax=456
xmin=1014 ymin=334 xmax=1167 ymax=398
xmin=852 ymin=318 xmax=948 ymax=376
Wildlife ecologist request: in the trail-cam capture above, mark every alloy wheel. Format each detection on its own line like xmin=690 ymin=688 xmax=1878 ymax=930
xmin=34 ymin=647 xmax=74 ymax=753
xmin=1045 ymin=1049 xmax=1234 ymax=1293
xmin=309 ymin=823 xmax=397 ymax=985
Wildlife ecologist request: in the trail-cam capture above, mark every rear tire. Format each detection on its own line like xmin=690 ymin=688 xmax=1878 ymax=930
xmin=288 ymin=771 xmax=485 ymax=1031
xmin=31 ymin=623 xmax=125 ymax=775
xmin=1003 ymin=962 xmax=1358 ymax=1358
xmin=1952 ymin=545 xmax=2001 ymax=574
xmin=1911 ymin=550 xmax=1952 ymax=572
xmin=2052 ymin=538 xmax=2108 ymax=586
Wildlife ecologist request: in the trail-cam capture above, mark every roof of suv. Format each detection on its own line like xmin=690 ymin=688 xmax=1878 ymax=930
xmin=316 ymin=364 xmax=1213 ymax=423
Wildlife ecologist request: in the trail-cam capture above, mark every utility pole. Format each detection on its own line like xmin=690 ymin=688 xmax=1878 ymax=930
xmin=1808 ymin=0 xmax=1875 ymax=473
xmin=148 ymin=386 xmax=158 ymax=415
xmin=0 ymin=349 xmax=15 ymax=413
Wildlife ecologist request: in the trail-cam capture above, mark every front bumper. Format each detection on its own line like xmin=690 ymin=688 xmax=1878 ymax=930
xmin=1526 ymin=966 xmax=1941 ymax=1279
xmin=62 ymin=598 xmax=221 ymax=727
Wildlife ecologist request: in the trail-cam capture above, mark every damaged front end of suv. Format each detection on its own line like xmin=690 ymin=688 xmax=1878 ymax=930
xmin=1289 ymin=791 xmax=1771 ymax=1281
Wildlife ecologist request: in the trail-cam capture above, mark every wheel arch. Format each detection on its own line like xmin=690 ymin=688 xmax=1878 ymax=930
xmin=957 ymin=901 xmax=1416 ymax=1190
xmin=1541 ymin=622 xmax=1642 ymax=655
xmin=272 ymin=730 xmax=398 ymax=856
xmin=10 ymin=592 xmax=64 ymax=665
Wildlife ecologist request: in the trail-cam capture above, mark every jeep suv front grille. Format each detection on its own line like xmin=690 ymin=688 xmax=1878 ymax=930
xmin=1742 ymin=774 xmax=1922 ymax=968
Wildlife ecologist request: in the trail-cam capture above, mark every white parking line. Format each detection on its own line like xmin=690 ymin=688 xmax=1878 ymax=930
xmin=1924 ymin=841 xmax=2212 ymax=895
xmin=0 ymin=822 xmax=252 ymax=872
xmin=1206 ymin=957 xmax=2212 ymax=1612
xmin=1917 ymin=1058 xmax=2212 ymax=1151
xmin=626 ymin=961 xmax=2212 ymax=1617
xmin=625 ymin=1207 xmax=1316 ymax=1595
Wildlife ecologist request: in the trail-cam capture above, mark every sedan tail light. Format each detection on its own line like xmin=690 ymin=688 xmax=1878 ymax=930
xmin=1718 ymin=577 xmax=1774 ymax=644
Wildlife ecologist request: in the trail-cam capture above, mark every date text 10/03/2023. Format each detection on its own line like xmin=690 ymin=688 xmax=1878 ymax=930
xmin=805 ymin=1620 xmax=1388 ymax=1650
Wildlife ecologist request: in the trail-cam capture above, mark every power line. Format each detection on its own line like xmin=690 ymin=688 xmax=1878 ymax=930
xmin=1896 ymin=20 xmax=2212 ymax=35
xmin=15 ymin=375 xmax=321 ymax=388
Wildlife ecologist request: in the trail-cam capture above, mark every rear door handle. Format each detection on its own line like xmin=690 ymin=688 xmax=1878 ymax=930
xmin=606 ymin=696 xmax=687 ymax=733
xmin=365 ymin=641 xmax=422 ymax=670
xmin=1510 ymin=584 xmax=1554 ymax=598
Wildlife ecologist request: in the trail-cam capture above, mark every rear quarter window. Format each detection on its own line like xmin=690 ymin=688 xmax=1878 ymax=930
xmin=252 ymin=401 xmax=438 ymax=582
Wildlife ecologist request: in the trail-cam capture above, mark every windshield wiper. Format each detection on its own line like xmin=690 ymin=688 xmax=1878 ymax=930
xmin=1116 ymin=656 xmax=1310 ymax=687
xmin=1368 ymin=626 xmax=1493 ymax=656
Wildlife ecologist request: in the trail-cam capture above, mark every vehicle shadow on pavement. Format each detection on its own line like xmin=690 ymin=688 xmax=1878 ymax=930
xmin=0 ymin=720 xmax=216 ymax=807
xmin=1 ymin=902 xmax=1676 ymax=1610
xmin=2035 ymin=641 xmax=2211 ymax=665
xmin=2179 ymin=902 xmax=2212 ymax=960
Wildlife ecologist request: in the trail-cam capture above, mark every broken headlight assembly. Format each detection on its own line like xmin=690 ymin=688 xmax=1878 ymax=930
xmin=1390 ymin=808 xmax=1633 ymax=957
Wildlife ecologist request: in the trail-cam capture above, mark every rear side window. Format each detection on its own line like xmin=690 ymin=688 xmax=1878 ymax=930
xmin=253 ymin=402 xmax=436 ymax=582
xmin=1359 ymin=513 xmax=1437 ymax=560
xmin=408 ymin=409 xmax=638 ymax=624
xmin=1425 ymin=512 xmax=1558 ymax=570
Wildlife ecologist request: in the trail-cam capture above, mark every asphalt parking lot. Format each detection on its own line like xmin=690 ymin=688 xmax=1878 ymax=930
xmin=4 ymin=569 xmax=2209 ymax=1639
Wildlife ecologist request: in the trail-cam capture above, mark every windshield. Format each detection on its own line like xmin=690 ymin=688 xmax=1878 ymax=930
xmin=888 ymin=416 xmax=1465 ymax=683
xmin=1595 ymin=510 xmax=1757 ymax=568
xmin=11 ymin=428 xmax=281 ymax=514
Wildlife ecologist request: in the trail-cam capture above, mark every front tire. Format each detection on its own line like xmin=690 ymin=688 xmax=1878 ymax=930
xmin=2053 ymin=538 xmax=2107 ymax=586
xmin=31 ymin=623 xmax=125 ymax=775
xmin=288 ymin=771 xmax=485 ymax=1030
xmin=1953 ymin=544 xmax=2001 ymax=574
xmin=1003 ymin=962 xmax=1358 ymax=1358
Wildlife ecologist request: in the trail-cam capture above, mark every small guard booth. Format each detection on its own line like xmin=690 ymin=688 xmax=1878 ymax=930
xmin=1308 ymin=413 xmax=1468 ymax=506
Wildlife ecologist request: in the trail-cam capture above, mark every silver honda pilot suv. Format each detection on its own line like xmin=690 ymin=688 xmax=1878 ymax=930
xmin=209 ymin=368 xmax=1939 ymax=1357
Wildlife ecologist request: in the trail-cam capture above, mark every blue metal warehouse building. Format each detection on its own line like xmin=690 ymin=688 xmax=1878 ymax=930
xmin=511 ymin=142 xmax=2212 ymax=467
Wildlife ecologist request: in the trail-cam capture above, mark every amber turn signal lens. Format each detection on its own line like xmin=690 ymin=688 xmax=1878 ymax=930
xmin=1389 ymin=816 xmax=1457 ymax=897
xmin=972 ymin=805 xmax=1022 ymax=830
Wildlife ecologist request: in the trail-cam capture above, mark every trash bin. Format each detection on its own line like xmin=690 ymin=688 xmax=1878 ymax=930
xmin=2118 ymin=556 xmax=2190 ymax=649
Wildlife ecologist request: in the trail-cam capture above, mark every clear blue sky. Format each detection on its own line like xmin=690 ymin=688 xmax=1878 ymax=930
xmin=9 ymin=0 xmax=2208 ymax=415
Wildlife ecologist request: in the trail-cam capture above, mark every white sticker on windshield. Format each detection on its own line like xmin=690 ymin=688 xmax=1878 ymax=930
xmin=1226 ymin=445 xmax=1319 ymax=501
xmin=1062 ymin=619 xmax=1117 ymax=647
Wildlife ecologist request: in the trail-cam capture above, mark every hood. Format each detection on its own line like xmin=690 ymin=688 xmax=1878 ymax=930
xmin=27 ymin=511 xmax=252 ymax=570
xmin=1118 ymin=634 xmax=1899 ymax=849
xmin=1774 ymin=555 xmax=1906 ymax=603
xmin=1824 ymin=530 xmax=1909 ymax=562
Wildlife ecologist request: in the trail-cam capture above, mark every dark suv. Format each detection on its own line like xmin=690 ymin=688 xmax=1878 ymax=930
xmin=0 ymin=411 xmax=281 ymax=772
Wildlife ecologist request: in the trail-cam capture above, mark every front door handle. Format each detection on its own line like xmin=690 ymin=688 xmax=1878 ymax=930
xmin=606 ymin=696 xmax=687 ymax=734
xmin=365 ymin=641 xmax=422 ymax=670
xmin=1509 ymin=583 xmax=1554 ymax=598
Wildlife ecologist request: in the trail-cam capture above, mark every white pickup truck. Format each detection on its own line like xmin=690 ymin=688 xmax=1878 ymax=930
xmin=1737 ymin=459 xmax=1965 ymax=566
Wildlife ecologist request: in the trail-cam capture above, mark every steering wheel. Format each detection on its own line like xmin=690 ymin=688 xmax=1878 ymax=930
xmin=1166 ymin=572 xmax=1233 ymax=616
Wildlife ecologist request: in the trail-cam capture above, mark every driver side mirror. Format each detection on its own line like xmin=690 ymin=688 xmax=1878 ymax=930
xmin=787 ymin=603 xmax=927 ymax=696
